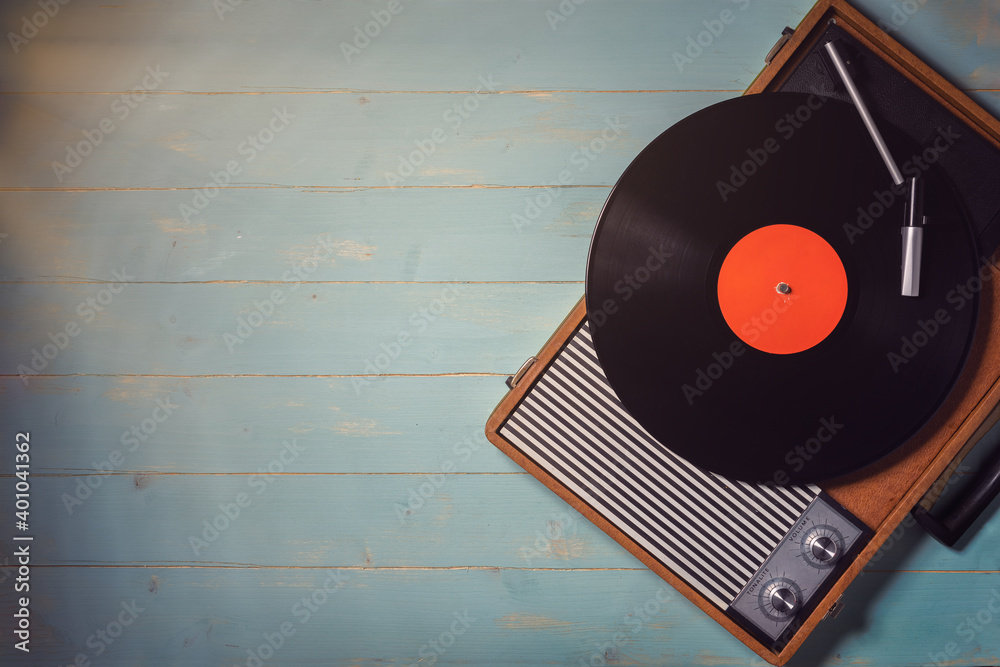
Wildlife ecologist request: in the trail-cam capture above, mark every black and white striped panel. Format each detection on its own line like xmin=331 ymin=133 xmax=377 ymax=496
xmin=500 ymin=321 xmax=820 ymax=609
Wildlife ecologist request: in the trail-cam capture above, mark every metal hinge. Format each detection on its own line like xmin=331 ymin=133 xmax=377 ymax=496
xmin=506 ymin=356 xmax=538 ymax=390
xmin=765 ymin=27 xmax=795 ymax=65
xmin=823 ymin=595 xmax=845 ymax=620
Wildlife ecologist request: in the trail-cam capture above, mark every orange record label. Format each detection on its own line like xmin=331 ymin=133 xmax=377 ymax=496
xmin=717 ymin=224 xmax=848 ymax=355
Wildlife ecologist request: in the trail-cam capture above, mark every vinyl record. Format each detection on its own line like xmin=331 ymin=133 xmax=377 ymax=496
xmin=586 ymin=92 xmax=979 ymax=485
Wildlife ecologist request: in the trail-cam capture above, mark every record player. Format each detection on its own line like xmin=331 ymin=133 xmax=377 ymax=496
xmin=485 ymin=1 xmax=1000 ymax=664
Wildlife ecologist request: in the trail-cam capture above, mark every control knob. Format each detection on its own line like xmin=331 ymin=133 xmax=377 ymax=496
xmin=809 ymin=535 xmax=838 ymax=563
xmin=801 ymin=526 xmax=844 ymax=567
xmin=760 ymin=578 xmax=801 ymax=621
xmin=770 ymin=586 xmax=797 ymax=615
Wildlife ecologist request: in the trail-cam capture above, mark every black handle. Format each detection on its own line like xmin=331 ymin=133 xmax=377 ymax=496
xmin=912 ymin=442 xmax=1000 ymax=547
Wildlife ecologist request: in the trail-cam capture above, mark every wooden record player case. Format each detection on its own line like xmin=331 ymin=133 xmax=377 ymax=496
xmin=486 ymin=1 xmax=1000 ymax=664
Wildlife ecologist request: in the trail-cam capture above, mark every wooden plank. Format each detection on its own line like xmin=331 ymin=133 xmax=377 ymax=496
xmin=1 ymin=471 xmax=996 ymax=572
xmin=0 ymin=283 xmax=582 ymax=376
xmin=0 ymin=0 xmax=810 ymax=93
xmin=5 ymin=89 xmax=1000 ymax=190
xmin=0 ymin=91 xmax=729 ymax=188
xmin=0 ymin=187 xmax=601 ymax=283
xmin=0 ymin=0 xmax=994 ymax=94
xmin=1 ymin=473 xmax=633 ymax=568
xmin=0 ymin=376 xmax=518 ymax=473
xmin=0 ymin=567 xmax=996 ymax=666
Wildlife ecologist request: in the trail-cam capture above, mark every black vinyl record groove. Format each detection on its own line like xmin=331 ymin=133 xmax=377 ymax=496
xmin=586 ymin=93 xmax=978 ymax=485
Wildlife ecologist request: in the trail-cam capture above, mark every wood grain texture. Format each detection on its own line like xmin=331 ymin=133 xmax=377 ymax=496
xmin=0 ymin=188 xmax=603 ymax=282
xmin=0 ymin=0 xmax=995 ymax=93
xmin=0 ymin=283 xmax=583 ymax=375
xmin=3 ymin=89 xmax=998 ymax=189
xmin=0 ymin=567 xmax=998 ymax=666
xmin=0 ymin=91 xmax=724 ymax=188
xmin=0 ymin=0 xmax=998 ymax=665
xmin=0 ymin=376 xmax=516 ymax=473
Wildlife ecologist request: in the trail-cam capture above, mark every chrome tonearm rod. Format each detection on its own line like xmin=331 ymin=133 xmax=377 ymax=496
xmin=824 ymin=40 xmax=923 ymax=297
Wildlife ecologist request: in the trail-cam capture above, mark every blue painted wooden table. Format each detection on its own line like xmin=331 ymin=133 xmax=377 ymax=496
xmin=0 ymin=0 xmax=998 ymax=665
